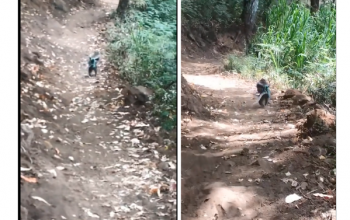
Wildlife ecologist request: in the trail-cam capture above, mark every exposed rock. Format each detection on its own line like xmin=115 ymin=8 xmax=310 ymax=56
xmin=120 ymin=85 xmax=154 ymax=106
xmin=282 ymin=89 xmax=302 ymax=99
xmin=299 ymin=109 xmax=336 ymax=136
xmin=292 ymin=94 xmax=312 ymax=106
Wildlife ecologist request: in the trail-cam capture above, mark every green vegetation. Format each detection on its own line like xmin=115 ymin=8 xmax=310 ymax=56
xmin=182 ymin=0 xmax=336 ymax=107
xmin=250 ymin=0 xmax=336 ymax=106
xmin=182 ymin=0 xmax=243 ymax=27
xmin=181 ymin=0 xmax=274 ymax=29
xmin=108 ymin=0 xmax=177 ymax=130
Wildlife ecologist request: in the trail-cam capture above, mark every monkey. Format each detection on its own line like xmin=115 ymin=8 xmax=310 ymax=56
xmin=256 ymin=78 xmax=271 ymax=107
xmin=88 ymin=51 xmax=100 ymax=77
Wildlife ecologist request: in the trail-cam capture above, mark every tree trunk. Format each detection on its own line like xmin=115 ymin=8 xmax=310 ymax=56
xmin=116 ymin=0 xmax=129 ymax=20
xmin=310 ymin=0 xmax=320 ymax=14
xmin=241 ymin=0 xmax=259 ymax=54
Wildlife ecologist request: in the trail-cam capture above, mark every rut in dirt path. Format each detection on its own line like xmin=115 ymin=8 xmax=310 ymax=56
xmin=20 ymin=1 xmax=176 ymax=220
xmin=181 ymin=59 xmax=336 ymax=220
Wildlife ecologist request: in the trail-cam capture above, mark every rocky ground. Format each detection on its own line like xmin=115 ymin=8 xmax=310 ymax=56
xmin=20 ymin=1 xmax=176 ymax=219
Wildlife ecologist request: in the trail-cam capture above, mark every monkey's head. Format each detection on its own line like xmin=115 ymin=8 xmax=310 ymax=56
xmin=259 ymin=78 xmax=268 ymax=85
xmin=257 ymin=78 xmax=270 ymax=94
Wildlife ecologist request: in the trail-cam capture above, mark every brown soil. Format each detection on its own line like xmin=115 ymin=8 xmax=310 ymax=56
xmin=181 ymin=36 xmax=336 ymax=219
xmin=181 ymin=23 xmax=246 ymax=60
xmin=20 ymin=1 xmax=176 ymax=220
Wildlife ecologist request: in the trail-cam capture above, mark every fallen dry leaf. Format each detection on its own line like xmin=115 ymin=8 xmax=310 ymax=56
xmin=285 ymin=193 xmax=302 ymax=203
xmin=31 ymin=65 xmax=39 ymax=74
xmin=55 ymin=148 xmax=60 ymax=155
xmin=31 ymin=196 xmax=51 ymax=206
xmin=149 ymin=187 xmax=158 ymax=195
xmin=313 ymin=193 xmax=334 ymax=199
xmin=21 ymin=175 xmax=37 ymax=183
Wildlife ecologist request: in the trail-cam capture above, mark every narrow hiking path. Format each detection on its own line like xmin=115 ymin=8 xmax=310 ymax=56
xmin=20 ymin=1 xmax=176 ymax=220
xmin=181 ymin=58 xmax=336 ymax=220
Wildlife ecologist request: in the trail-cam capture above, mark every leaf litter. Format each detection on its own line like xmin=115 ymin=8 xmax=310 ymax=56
xmin=20 ymin=2 xmax=177 ymax=219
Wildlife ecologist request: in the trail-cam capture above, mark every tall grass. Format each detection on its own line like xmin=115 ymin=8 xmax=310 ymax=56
xmin=252 ymin=1 xmax=335 ymax=75
xmin=226 ymin=0 xmax=336 ymax=106
xmin=108 ymin=0 xmax=177 ymax=130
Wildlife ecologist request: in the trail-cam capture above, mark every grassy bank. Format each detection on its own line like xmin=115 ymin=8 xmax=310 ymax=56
xmin=107 ymin=0 xmax=177 ymax=130
xmin=225 ymin=0 xmax=336 ymax=106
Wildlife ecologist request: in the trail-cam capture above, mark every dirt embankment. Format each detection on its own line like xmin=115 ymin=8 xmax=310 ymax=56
xmin=20 ymin=1 xmax=176 ymax=220
xmin=181 ymin=22 xmax=247 ymax=61
xmin=181 ymin=23 xmax=336 ymax=220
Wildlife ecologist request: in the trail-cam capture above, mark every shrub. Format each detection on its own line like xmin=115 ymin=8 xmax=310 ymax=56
xmin=181 ymin=0 xmax=243 ymax=27
xmin=107 ymin=0 xmax=177 ymax=130
xmin=224 ymin=0 xmax=336 ymax=106
xmin=251 ymin=1 xmax=335 ymax=72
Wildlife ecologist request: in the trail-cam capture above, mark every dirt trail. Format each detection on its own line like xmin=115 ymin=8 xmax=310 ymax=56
xmin=20 ymin=1 xmax=176 ymax=220
xmin=181 ymin=58 xmax=336 ymax=220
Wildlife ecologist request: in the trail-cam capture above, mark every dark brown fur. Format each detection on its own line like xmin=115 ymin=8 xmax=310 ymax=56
xmin=257 ymin=78 xmax=269 ymax=94
xmin=258 ymin=78 xmax=268 ymax=85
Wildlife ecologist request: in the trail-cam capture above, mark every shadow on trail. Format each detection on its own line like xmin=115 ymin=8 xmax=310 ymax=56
xmin=182 ymin=136 xmax=335 ymax=220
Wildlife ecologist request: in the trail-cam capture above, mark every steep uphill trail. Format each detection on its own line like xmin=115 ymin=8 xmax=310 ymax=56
xmin=20 ymin=1 xmax=176 ymax=220
xmin=181 ymin=58 xmax=336 ymax=220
